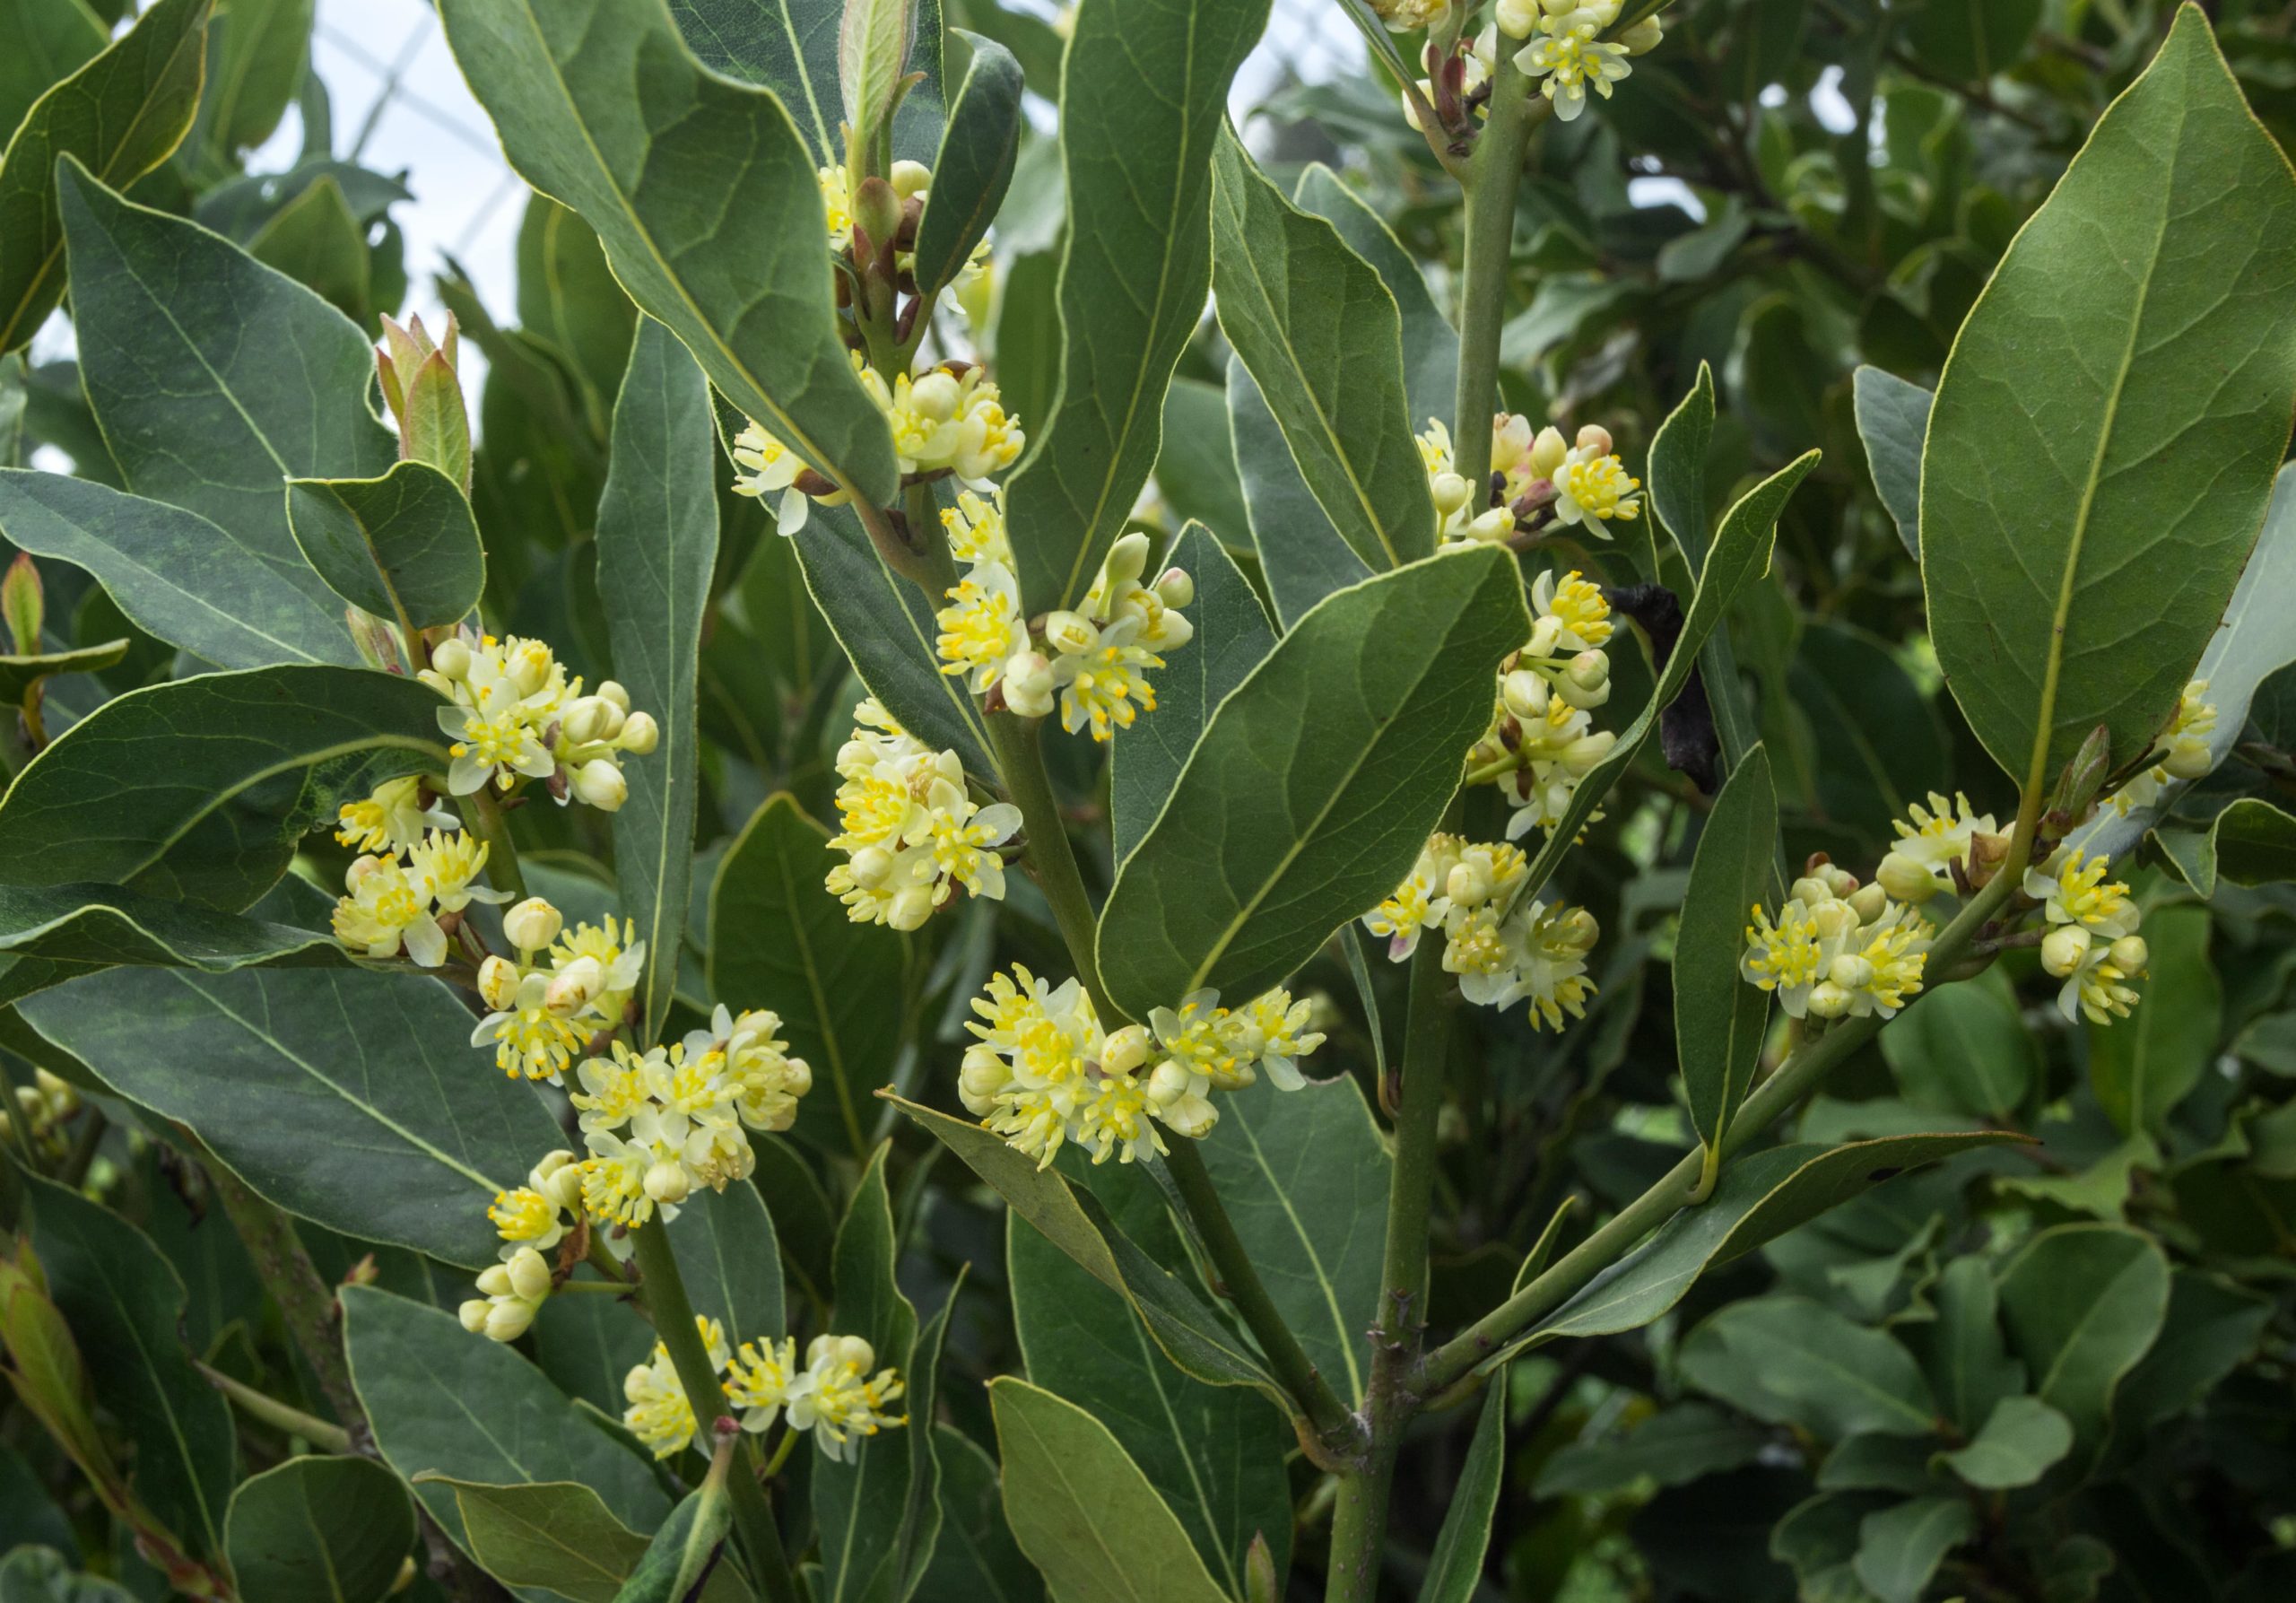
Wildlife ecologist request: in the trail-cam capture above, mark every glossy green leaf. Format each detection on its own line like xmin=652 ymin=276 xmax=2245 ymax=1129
xmin=18 ymin=963 xmax=564 ymax=1268
xmin=247 ymin=173 xmax=371 ymax=327
xmin=672 ymin=0 xmax=945 ymax=164
xmin=1995 ymin=1222 xmax=2170 ymax=1458
xmin=1417 ymin=1384 xmax=1505 ymax=1603
xmin=1676 ymin=744 xmax=1777 ymax=1155
xmin=223 ymin=1455 xmax=415 ymax=1603
xmin=1209 ymin=126 xmax=1431 ymax=572
xmin=1921 ymin=7 xmax=2296 ymax=788
xmin=1003 ymin=0 xmax=1271 ymax=614
xmin=1852 ymin=1495 xmax=1974 ymax=1603
xmin=1533 ymin=1401 xmax=1769 ymax=1499
xmin=0 ymin=666 xmax=448 ymax=909
xmin=1097 ymin=546 xmax=1530 ymax=1020
xmin=1682 ymin=1294 xmax=1938 ymax=1442
xmin=988 ymin=1377 xmax=1228 ymax=1603
xmin=913 ymin=30 xmax=1022 ymax=301
xmin=1879 ymin=972 xmax=2037 ymax=1123
xmin=0 ymin=0 xmax=211 ymax=353
xmin=1228 ymin=356 xmax=1368 ymax=628
xmin=913 ymin=1426 xmax=1043 ymax=1603
xmin=344 ymin=1287 xmax=671 ymax=1562
xmin=1935 ymin=1396 xmax=2072 ymax=1491
xmin=438 ymin=1480 xmax=654 ymax=1603
xmin=1905 ymin=1256 xmax=2023 ymax=1437
xmin=2090 ymin=902 xmax=2219 ymax=1137
xmin=284 ymin=462 xmax=485 ymax=636
xmin=0 ymin=2 xmax=108 ymax=164
xmin=710 ymin=794 xmax=908 ymax=1159
xmin=437 ymin=0 xmax=898 ymax=503
xmin=599 ymin=320 xmax=718 ymax=1045
xmin=1851 ymin=366 xmax=1927 ymax=558
xmin=1196 ymin=1071 xmax=1387 ymax=1407
xmin=24 ymin=1170 xmax=235 ymax=1563
xmin=1108 ymin=522 xmax=1275 ymax=863
xmin=1291 ymin=165 xmax=1455 ymax=441
xmin=515 ymin=196 xmax=637 ymax=426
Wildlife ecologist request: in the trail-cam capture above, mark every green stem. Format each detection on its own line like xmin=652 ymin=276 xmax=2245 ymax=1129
xmin=197 ymin=1363 xmax=353 ymax=1455
xmin=1449 ymin=44 xmax=1543 ymax=489
xmin=629 ymin=1220 xmax=800 ymax=1603
xmin=459 ymin=788 xmax=526 ymax=904
xmin=1417 ymin=861 xmax=2022 ymax=1392
xmin=982 ymin=710 xmax=1116 ymax=1017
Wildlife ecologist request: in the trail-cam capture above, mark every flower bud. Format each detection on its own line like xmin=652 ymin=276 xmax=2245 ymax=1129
xmin=1574 ymin=423 xmax=1613 ymax=457
xmin=888 ymin=884 xmax=936 ymax=931
xmin=834 ymin=1335 xmax=875 ymax=1372
xmin=643 ymin=1160 xmax=691 ymax=1205
xmin=1101 ymin=1024 xmax=1151 ymax=1076
xmin=544 ymin=955 xmax=604 ymax=1015
xmin=344 ymin=853 xmax=387 ymax=890
xmin=476 ymin=1264 xmax=514 ymax=1298
xmin=561 ymin=696 xmax=615 ymax=745
xmin=1875 ymin=851 xmax=1939 ymax=904
xmin=571 ymin=758 xmax=629 ymax=811
xmin=1446 ymin=858 xmax=1493 ymax=908
xmin=890 ymin=159 xmax=933 ymax=199
xmin=504 ymin=897 xmax=562 ymax=953
xmin=2040 ymin=925 xmax=2092 ymax=979
xmin=430 ymin=637 xmax=472 ymax=679
xmin=478 ymin=954 xmax=520 ymax=1010
xmin=2163 ymin=742 xmax=2213 ymax=781
xmin=1431 ymin=471 xmax=1473 ymax=516
xmin=617 ymin=710 xmax=659 ymax=754
xmin=1812 ymin=899 xmax=1860 ymax=940
xmin=1100 ymin=531 xmax=1151 ymax=593
xmin=1155 ymin=567 xmax=1194 ymax=609
xmin=1501 ymin=669 xmax=1547 ymax=720
xmin=848 ymin=844 xmax=896 ymax=889
xmin=1622 ymin=17 xmax=1664 ymax=54
xmin=1559 ymin=731 xmax=1615 ymax=775
xmin=1529 ymin=426 xmax=1570 ymax=480
xmin=959 ymin=1045 xmax=1010 ymax=1112
xmin=1846 ymin=883 xmax=1888 ymax=924
xmin=1818 ymin=862 xmax=1860 ymax=898
xmin=534 ymin=1150 xmax=585 ymax=1212
xmin=1466 ymin=508 xmax=1514 ymax=543
xmin=1494 ymin=0 xmax=1539 ymax=39
xmin=2109 ymin=935 xmax=2149 ymax=974
xmin=459 ymin=1299 xmax=492 ymax=1333
xmin=483 ymin=1299 xmax=536 ymax=1342
xmin=1159 ymin=1092 xmax=1219 ymax=1138
xmin=1565 ymin=650 xmax=1609 ymax=693
xmin=1828 ymin=953 xmax=1875 ymax=990
xmin=909 ymin=370 xmax=963 ymax=423
xmin=597 ymin=679 xmax=631 ymax=711
xmin=1043 ymin=610 xmax=1099 ymax=656
xmin=1790 ymin=875 xmax=1833 ymax=907
xmin=1147 ymin=1059 xmax=1194 ymax=1106
xmin=507 ymin=1246 xmax=553 ymax=1302
xmin=1526 ymin=615 xmax=1564 ymax=658
xmin=1555 ymin=908 xmax=1600 ymax=952
xmin=1000 ymin=650 xmax=1056 ymax=717
xmin=509 ymin=640 xmax=552 ymax=696
xmin=1807 ymin=980 xmax=1852 ymax=1019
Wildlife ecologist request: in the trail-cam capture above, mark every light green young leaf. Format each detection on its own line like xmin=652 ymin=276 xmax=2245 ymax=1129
xmin=1995 ymin=1222 xmax=2170 ymax=1459
xmin=1009 ymin=1212 xmax=1292 ymax=1596
xmin=436 ymin=0 xmax=899 ymax=503
xmin=1681 ymin=1294 xmax=1938 ymax=1442
xmin=224 ymin=1455 xmax=415 ymax=1603
xmin=1209 ymin=126 xmax=1431 ymax=572
xmin=0 ymin=471 xmax=354 ymax=669
xmin=0 ymin=0 xmax=212 ymax=353
xmin=284 ymin=462 xmax=483 ymax=635
xmin=0 ymin=0 xmax=108 ymax=154
xmin=1676 ymin=744 xmax=1777 ymax=1159
xmin=18 ymin=963 xmax=565 ymax=1268
xmin=1108 ymin=522 xmax=1275 ymax=864
xmin=2090 ymin=902 xmax=2219 ymax=1137
xmin=0 ymin=640 xmax=128 ymax=709
xmin=0 ymin=666 xmax=448 ymax=910
xmin=1921 ymin=5 xmax=2296 ymax=792
xmin=912 ymin=30 xmax=1023 ymax=301
xmin=1004 ymin=0 xmax=1271 ymax=614
xmin=1852 ymin=1495 xmax=1974 ymax=1603
xmin=988 ymin=1378 xmax=1229 ymax=1603
xmin=1850 ymin=366 xmax=1928 ymax=558
xmin=1417 ymin=1384 xmax=1505 ymax=1603
xmin=598 ymin=319 xmax=719 ymax=1046
xmin=1228 ymin=356 xmax=1369 ymax=628
xmin=1097 ymin=546 xmax=1530 ymax=1021
xmin=1935 ymin=1396 xmax=2073 ymax=1490
xmin=57 ymin=160 xmax=397 ymax=597
xmin=840 ymin=0 xmax=916 ymax=145
xmin=672 ymin=0 xmax=946 ymax=165
xmin=710 ymin=794 xmax=909 ymax=1161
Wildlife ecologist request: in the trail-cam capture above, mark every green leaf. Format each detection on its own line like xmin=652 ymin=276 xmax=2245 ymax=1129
xmin=1417 ymin=1383 xmax=1505 ymax=1603
xmin=344 ymin=1287 xmax=670 ymax=1564
xmin=18 ymin=964 xmax=565 ymax=1268
xmin=1196 ymin=1071 xmax=1387 ymax=1407
xmin=670 ymin=1180 xmax=786 ymax=1349
xmin=1681 ymin=1294 xmax=1938 ymax=1442
xmin=438 ymin=1479 xmax=653 ymax=1602
xmin=516 ymin=196 xmax=637 ymax=427
xmin=0 ymin=2 xmax=108 ymax=169
xmin=284 ymin=462 xmax=485 ymax=636
xmin=1901 ymin=0 xmax=2042 ymax=79
xmin=1676 ymin=744 xmax=1777 ymax=1156
xmin=710 ymin=794 xmax=908 ymax=1160
xmin=1905 ymin=1256 xmax=2022 ymax=1438
xmin=1153 ymin=378 xmax=1249 ymax=542
xmin=1097 ymin=546 xmax=1530 ymax=1020
xmin=1533 ymin=1402 xmax=1768 ymax=1499
xmin=247 ymin=173 xmax=371 ymax=327
xmin=223 ymin=1455 xmax=415 ymax=1603
xmin=0 ymin=640 xmax=126 ymax=707
xmin=1770 ymin=1493 xmax=1881 ymax=1603
xmin=988 ymin=1377 xmax=1228 ymax=1603
xmin=0 ymin=881 xmax=348 ymax=992
xmin=0 ymin=471 xmax=355 ymax=669
xmin=599 ymin=320 xmax=718 ymax=1045
xmin=189 ymin=0 xmax=311 ymax=169
xmin=1788 ymin=621 xmax=1949 ymax=834
xmin=673 ymin=0 xmax=946 ymax=165
xmin=1648 ymin=362 xmax=1717 ymax=567
xmin=1291 ymin=165 xmax=1455 ymax=439
xmin=1852 ymin=1495 xmax=1974 ymax=1603
xmin=913 ymin=1426 xmax=1042 ymax=1603
xmin=57 ymin=161 xmax=396 ymax=606
xmin=1009 ymin=1207 xmax=1292 ymax=1596
xmin=1935 ymin=1396 xmax=2072 ymax=1490
xmin=1880 ymin=972 xmax=2037 ymax=1123
xmin=912 ymin=30 xmax=1022 ymax=301
xmin=0 ymin=666 xmax=448 ymax=910
xmin=0 ymin=0 xmax=211 ymax=353
xmin=1208 ymin=126 xmax=1431 ymax=572
xmin=23 ymin=1170 xmax=236 ymax=1563
xmin=1003 ymin=0 xmax=1271 ymax=614
xmin=1921 ymin=6 xmax=2296 ymax=789
xmin=2112 ymin=1268 xmax=2271 ymax=1434
xmin=1819 ymin=1435 xmax=1938 ymax=1497
xmin=1109 ymin=523 xmax=1275 ymax=863
xmin=2158 ymin=797 xmax=2296 ymax=895
xmin=840 ymin=0 xmax=917 ymax=144
xmin=2089 ymin=902 xmax=2220 ymax=1137
xmin=1995 ymin=1222 xmax=2170 ymax=1459
xmin=1228 ymin=356 xmax=1368 ymax=628
xmin=1850 ymin=366 xmax=1927 ymax=559
xmin=0 ymin=1547 xmax=135 ymax=1603
xmin=437 ymin=0 xmax=899 ymax=504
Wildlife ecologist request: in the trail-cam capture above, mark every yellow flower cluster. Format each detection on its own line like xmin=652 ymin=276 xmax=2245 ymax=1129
xmin=2110 ymin=678 xmax=2218 ymax=816
xmin=333 ymin=774 xmax=457 ymax=854
xmin=623 ymin=1318 xmax=906 ymax=1463
xmin=933 ymin=501 xmax=1196 ymax=740
xmin=469 ymin=898 xmax=645 ymax=1082
xmin=958 ymin=966 xmax=1324 ymax=1168
xmin=1742 ymin=862 xmax=1935 ymax=1023
xmin=1467 ymin=571 xmax=1620 ymax=839
xmin=825 ymin=697 xmax=1021 ymax=930
xmin=419 ymin=634 xmax=657 ymax=810
xmin=1365 ymin=833 xmax=1601 ymax=1028
xmin=1498 ymin=2 xmax=1659 ymax=123
xmin=1874 ymin=791 xmax=2000 ymax=904
xmin=2026 ymin=849 xmax=2148 ymax=1024
xmin=1418 ymin=415 xmax=1641 ymax=548
xmin=331 ymin=826 xmax=508 ymax=968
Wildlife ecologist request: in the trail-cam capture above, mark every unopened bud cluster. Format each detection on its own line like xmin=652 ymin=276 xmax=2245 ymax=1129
xmin=825 ymin=697 xmax=1021 ymax=930
xmin=1743 ymin=860 xmax=1934 ymax=1023
xmin=623 ymin=1316 xmax=906 ymax=1463
xmin=0 ymin=1067 xmax=79 ymax=1159
xmin=1365 ymin=833 xmax=1601 ymax=1027
xmin=1498 ymin=2 xmax=1658 ymax=124
xmin=960 ymin=966 xmax=1325 ymax=1168
xmin=420 ymin=632 xmax=656 ymax=811
xmin=934 ymin=492 xmax=1196 ymax=739
xmin=1468 ymin=571 xmax=1620 ymax=838
xmin=2025 ymin=849 xmax=2147 ymax=1024
xmin=1421 ymin=414 xmax=1642 ymax=551
xmin=330 ymin=823 xmax=507 ymax=969
xmin=818 ymin=159 xmax=989 ymax=306
xmin=2109 ymin=678 xmax=2218 ymax=817
xmin=468 ymin=899 xmax=645 ymax=1081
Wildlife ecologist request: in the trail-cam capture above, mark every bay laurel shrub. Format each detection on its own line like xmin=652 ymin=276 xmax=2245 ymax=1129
xmin=2 ymin=0 xmax=2295 ymax=1599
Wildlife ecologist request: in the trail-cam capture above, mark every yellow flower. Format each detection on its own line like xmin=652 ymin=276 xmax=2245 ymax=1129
xmin=334 ymin=775 xmax=456 ymax=853
xmin=824 ymin=701 xmax=1019 ymax=929
xmin=621 ymin=1318 xmax=731 ymax=1458
xmin=1515 ymin=13 xmax=1633 ymax=122
xmin=787 ymin=1335 xmax=907 ymax=1463
xmin=2022 ymin=849 xmax=2137 ymax=939
xmin=332 ymin=854 xmax=448 ymax=967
